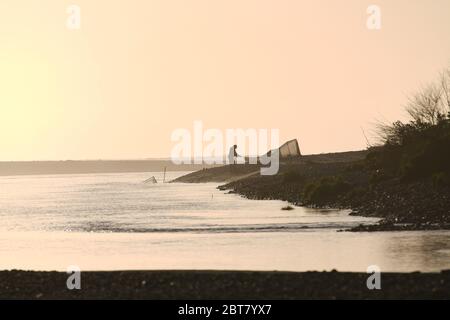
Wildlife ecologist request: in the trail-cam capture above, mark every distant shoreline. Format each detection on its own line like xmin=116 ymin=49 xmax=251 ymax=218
xmin=1 ymin=270 xmax=449 ymax=299
xmin=0 ymin=160 xmax=217 ymax=177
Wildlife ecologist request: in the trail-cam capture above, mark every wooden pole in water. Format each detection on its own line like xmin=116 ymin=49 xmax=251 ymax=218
xmin=163 ymin=166 xmax=167 ymax=183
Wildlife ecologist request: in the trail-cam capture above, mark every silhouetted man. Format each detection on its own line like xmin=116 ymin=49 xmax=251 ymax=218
xmin=228 ymin=145 xmax=238 ymax=165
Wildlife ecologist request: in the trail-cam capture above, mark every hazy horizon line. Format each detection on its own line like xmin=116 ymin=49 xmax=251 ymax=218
xmin=0 ymin=148 xmax=368 ymax=163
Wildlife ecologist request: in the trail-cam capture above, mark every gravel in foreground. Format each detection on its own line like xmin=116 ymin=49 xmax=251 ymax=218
xmin=0 ymin=270 xmax=449 ymax=300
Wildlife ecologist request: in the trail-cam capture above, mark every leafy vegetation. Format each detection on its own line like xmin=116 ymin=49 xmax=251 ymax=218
xmin=368 ymin=69 xmax=450 ymax=181
xmin=283 ymin=170 xmax=306 ymax=183
xmin=302 ymin=176 xmax=351 ymax=205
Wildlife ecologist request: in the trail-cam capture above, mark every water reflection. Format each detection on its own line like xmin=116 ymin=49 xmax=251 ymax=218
xmin=0 ymin=172 xmax=449 ymax=272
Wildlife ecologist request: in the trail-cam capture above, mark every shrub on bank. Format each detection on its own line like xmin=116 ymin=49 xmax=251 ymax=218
xmin=367 ymin=120 xmax=450 ymax=181
xmin=432 ymin=172 xmax=450 ymax=188
xmin=367 ymin=69 xmax=450 ymax=182
xmin=302 ymin=176 xmax=351 ymax=205
xmin=283 ymin=171 xmax=306 ymax=184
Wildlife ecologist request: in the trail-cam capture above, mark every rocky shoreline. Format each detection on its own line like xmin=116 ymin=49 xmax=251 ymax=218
xmin=220 ymin=167 xmax=450 ymax=232
xmin=175 ymin=150 xmax=450 ymax=232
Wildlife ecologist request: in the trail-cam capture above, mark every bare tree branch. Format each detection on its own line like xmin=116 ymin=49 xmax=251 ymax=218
xmin=405 ymin=83 xmax=445 ymax=125
xmin=440 ymin=68 xmax=450 ymax=113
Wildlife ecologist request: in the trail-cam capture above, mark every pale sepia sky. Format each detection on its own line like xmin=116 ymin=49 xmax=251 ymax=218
xmin=1 ymin=0 xmax=449 ymax=160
